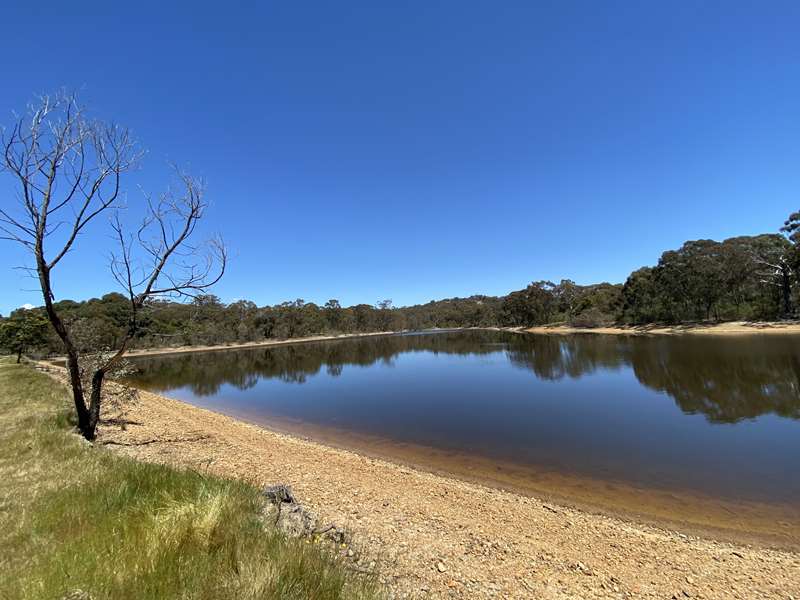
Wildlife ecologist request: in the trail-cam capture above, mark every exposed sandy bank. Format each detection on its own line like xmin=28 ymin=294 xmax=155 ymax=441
xmin=34 ymin=365 xmax=798 ymax=599
xmin=77 ymin=331 xmax=397 ymax=360
xmin=523 ymin=320 xmax=800 ymax=336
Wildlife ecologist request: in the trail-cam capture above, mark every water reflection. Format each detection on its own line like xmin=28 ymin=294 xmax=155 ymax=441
xmin=129 ymin=331 xmax=800 ymax=424
xmin=628 ymin=337 xmax=800 ymax=422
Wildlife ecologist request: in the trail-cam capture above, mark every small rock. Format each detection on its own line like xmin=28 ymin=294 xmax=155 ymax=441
xmin=262 ymin=483 xmax=295 ymax=504
xmin=347 ymin=549 xmax=355 ymax=557
xmin=271 ymin=503 xmax=317 ymax=537
xmin=437 ymin=561 xmax=447 ymax=573
xmin=325 ymin=528 xmax=346 ymax=544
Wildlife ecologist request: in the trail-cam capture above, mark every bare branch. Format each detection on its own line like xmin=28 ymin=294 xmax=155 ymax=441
xmin=1 ymin=91 xmax=142 ymax=274
xmin=100 ymin=169 xmax=226 ymax=374
xmin=1 ymin=91 xmax=225 ymax=441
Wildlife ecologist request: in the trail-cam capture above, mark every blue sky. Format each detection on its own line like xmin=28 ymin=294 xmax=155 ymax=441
xmin=2 ymin=1 xmax=799 ymax=315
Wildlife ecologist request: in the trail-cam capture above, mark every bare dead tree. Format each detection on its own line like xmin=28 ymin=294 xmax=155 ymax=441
xmin=1 ymin=91 xmax=225 ymax=439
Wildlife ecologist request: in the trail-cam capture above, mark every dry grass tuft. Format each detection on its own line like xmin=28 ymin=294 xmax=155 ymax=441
xmin=0 ymin=358 xmax=383 ymax=600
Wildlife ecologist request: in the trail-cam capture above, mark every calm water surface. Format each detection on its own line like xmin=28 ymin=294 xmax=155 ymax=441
xmin=126 ymin=330 xmax=800 ymax=506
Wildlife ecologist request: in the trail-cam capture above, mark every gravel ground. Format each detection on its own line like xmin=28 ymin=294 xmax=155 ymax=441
xmin=64 ymin=375 xmax=799 ymax=600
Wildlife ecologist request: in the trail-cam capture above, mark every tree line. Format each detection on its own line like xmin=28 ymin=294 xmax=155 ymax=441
xmin=4 ymin=212 xmax=800 ymax=359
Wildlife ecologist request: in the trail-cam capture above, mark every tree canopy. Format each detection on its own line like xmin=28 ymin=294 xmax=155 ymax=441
xmin=0 ymin=308 xmax=50 ymax=362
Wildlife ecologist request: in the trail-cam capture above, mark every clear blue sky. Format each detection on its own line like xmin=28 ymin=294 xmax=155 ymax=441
xmin=2 ymin=1 xmax=799 ymax=315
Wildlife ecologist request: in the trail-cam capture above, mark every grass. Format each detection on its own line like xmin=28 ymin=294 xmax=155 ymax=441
xmin=0 ymin=358 xmax=383 ymax=600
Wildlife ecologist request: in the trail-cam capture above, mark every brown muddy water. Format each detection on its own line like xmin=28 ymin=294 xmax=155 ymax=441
xmin=125 ymin=330 xmax=800 ymax=544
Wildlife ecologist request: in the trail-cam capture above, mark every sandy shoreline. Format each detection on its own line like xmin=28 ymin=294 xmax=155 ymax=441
xmin=30 ymin=362 xmax=797 ymax=599
xmin=117 ymin=331 xmax=397 ymax=358
xmin=523 ymin=320 xmax=800 ymax=336
xmin=204 ymin=408 xmax=800 ymax=548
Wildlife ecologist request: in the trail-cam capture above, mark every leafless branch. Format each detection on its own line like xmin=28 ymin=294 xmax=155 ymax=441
xmin=1 ymin=90 xmax=143 ymax=274
xmin=102 ymin=169 xmax=227 ymax=373
xmin=1 ymin=91 xmax=227 ymax=440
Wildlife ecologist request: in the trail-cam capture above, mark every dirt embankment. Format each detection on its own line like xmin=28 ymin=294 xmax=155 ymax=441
xmin=39 ymin=371 xmax=797 ymax=599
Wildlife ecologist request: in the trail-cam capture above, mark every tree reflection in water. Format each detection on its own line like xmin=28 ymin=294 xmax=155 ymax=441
xmin=127 ymin=331 xmax=800 ymax=424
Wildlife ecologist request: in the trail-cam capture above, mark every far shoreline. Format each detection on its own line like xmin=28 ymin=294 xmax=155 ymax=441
xmin=521 ymin=320 xmax=800 ymax=336
xmin=46 ymin=320 xmax=800 ymax=363
xmin=82 ymin=330 xmax=398 ymax=360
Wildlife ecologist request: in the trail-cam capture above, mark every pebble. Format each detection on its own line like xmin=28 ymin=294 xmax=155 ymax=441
xmin=437 ymin=562 xmax=447 ymax=573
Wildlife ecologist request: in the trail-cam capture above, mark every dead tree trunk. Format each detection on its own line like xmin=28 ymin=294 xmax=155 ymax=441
xmin=1 ymin=92 xmax=225 ymax=441
xmin=87 ymin=370 xmax=106 ymax=440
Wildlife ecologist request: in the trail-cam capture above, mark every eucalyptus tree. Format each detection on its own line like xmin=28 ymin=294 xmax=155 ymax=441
xmin=621 ymin=267 xmax=662 ymax=324
xmin=323 ymin=299 xmax=343 ymax=331
xmin=0 ymin=92 xmax=225 ymax=439
xmin=500 ymin=281 xmax=557 ymax=326
xmin=779 ymin=210 xmax=800 ymax=308
xmin=0 ymin=308 xmax=50 ymax=362
xmin=781 ymin=210 xmax=800 ymax=246
xmin=376 ymin=299 xmax=394 ymax=331
xmin=734 ymin=234 xmax=793 ymax=317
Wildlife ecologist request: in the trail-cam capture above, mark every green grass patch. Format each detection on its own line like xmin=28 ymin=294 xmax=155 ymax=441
xmin=0 ymin=358 xmax=382 ymax=600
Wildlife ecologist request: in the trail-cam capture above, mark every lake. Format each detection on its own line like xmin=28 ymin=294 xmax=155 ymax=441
xmin=125 ymin=330 xmax=800 ymax=529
